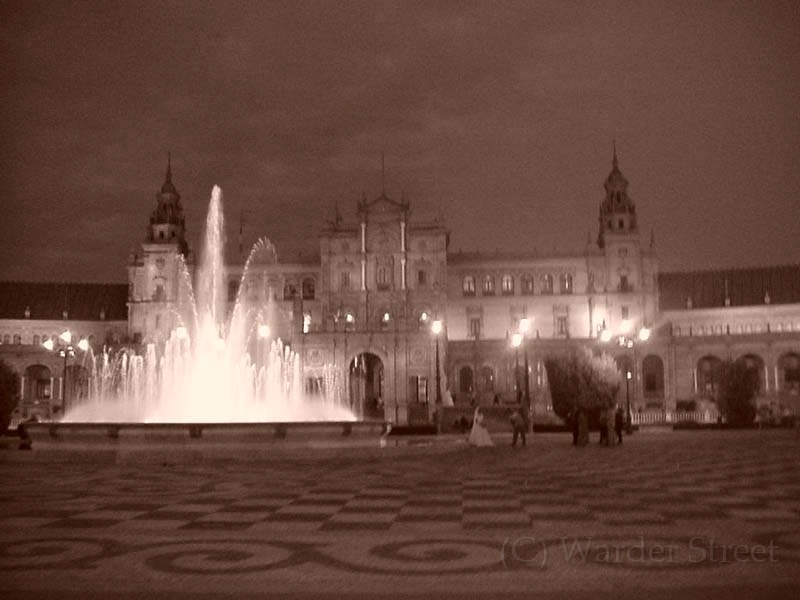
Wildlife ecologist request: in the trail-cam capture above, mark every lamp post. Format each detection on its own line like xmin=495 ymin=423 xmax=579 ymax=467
xmin=600 ymin=321 xmax=650 ymax=435
xmin=511 ymin=332 xmax=523 ymax=405
xmin=431 ymin=320 xmax=443 ymax=406
xmin=518 ymin=318 xmax=531 ymax=414
xmin=43 ymin=330 xmax=89 ymax=416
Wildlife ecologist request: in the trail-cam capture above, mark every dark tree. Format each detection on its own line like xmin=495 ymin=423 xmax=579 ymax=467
xmin=544 ymin=348 xmax=621 ymax=444
xmin=717 ymin=358 xmax=759 ymax=427
xmin=0 ymin=359 xmax=21 ymax=433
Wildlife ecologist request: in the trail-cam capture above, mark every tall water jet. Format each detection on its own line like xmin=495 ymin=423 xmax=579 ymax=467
xmin=65 ymin=186 xmax=355 ymax=424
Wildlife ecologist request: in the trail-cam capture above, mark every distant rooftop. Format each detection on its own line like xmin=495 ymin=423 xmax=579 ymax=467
xmin=658 ymin=265 xmax=800 ymax=310
xmin=0 ymin=282 xmax=128 ymax=321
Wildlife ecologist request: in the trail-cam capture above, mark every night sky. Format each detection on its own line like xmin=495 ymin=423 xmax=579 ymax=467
xmin=1 ymin=1 xmax=798 ymax=283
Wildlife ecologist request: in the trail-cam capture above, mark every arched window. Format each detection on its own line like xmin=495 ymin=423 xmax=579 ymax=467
xmin=482 ymin=275 xmax=495 ymax=295
xmin=24 ymin=364 xmax=52 ymax=401
xmin=462 ymin=275 xmax=475 ymax=296
xmin=459 ymin=366 xmax=474 ymax=395
xmin=501 ymin=274 xmax=514 ymax=295
xmin=560 ymin=274 xmax=573 ymax=294
xmin=302 ymin=278 xmax=315 ymax=300
xmin=283 ymin=282 xmax=297 ymax=300
xmin=779 ymin=353 xmax=800 ymax=395
xmin=738 ymin=353 xmax=765 ymax=393
xmin=642 ymin=354 xmax=665 ymax=399
xmin=521 ymin=274 xmax=534 ymax=295
xmin=697 ymin=356 xmax=723 ymax=400
xmin=480 ymin=366 xmax=495 ymax=391
xmin=541 ymin=274 xmax=554 ymax=295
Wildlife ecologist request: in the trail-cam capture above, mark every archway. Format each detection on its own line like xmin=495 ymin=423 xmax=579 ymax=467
xmin=642 ymin=354 xmax=665 ymax=405
xmin=697 ymin=355 xmax=723 ymax=401
xmin=349 ymin=352 xmax=384 ymax=419
xmin=24 ymin=364 xmax=52 ymax=404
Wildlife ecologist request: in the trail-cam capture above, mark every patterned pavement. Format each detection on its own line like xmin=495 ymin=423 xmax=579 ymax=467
xmin=1 ymin=429 xmax=799 ymax=598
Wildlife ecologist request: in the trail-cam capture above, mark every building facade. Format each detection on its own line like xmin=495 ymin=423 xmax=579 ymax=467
xmin=2 ymin=151 xmax=799 ymax=425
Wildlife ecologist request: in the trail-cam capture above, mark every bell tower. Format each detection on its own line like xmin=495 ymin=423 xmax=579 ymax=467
xmin=127 ymin=155 xmax=191 ymax=344
xmin=597 ymin=142 xmax=637 ymax=249
xmin=148 ymin=153 xmax=188 ymax=256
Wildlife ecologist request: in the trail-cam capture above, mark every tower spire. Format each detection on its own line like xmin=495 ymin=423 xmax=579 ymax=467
xmin=166 ymin=151 xmax=172 ymax=183
xmin=612 ymin=139 xmax=618 ymax=169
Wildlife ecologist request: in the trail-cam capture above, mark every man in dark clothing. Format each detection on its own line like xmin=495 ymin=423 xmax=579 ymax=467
xmin=614 ymin=405 xmax=624 ymax=445
xmin=511 ymin=407 xmax=529 ymax=447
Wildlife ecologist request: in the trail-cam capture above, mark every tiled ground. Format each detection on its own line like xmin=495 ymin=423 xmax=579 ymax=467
xmin=1 ymin=429 xmax=799 ymax=598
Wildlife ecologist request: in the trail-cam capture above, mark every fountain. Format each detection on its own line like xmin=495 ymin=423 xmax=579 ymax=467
xmin=62 ymin=185 xmax=356 ymax=425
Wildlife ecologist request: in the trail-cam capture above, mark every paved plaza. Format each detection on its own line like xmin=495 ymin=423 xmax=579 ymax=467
xmin=1 ymin=429 xmax=799 ymax=599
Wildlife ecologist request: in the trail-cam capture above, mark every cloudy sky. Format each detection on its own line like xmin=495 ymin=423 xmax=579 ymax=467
xmin=1 ymin=1 xmax=798 ymax=283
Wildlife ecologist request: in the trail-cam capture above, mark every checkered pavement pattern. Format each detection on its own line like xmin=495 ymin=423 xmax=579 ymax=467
xmin=3 ymin=432 xmax=799 ymax=534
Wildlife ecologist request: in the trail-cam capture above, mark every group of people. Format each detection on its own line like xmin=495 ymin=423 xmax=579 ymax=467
xmin=467 ymin=405 xmax=529 ymax=447
xmin=570 ymin=405 xmax=625 ymax=446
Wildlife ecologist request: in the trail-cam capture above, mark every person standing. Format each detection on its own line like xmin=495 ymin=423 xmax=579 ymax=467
xmin=510 ymin=407 xmax=529 ymax=447
xmin=614 ymin=405 xmax=624 ymax=445
xmin=468 ymin=406 xmax=494 ymax=447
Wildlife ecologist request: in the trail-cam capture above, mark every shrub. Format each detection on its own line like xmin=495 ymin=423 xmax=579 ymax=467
xmin=716 ymin=359 xmax=759 ymax=427
xmin=544 ymin=348 xmax=621 ymax=421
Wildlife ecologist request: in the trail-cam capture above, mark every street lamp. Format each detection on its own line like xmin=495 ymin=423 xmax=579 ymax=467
xmin=511 ymin=332 xmax=523 ymax=405
xmin=431 ymin=320 xmax=443 ymax=406
xmin=518 ymin=318 xmax=532 ymax=414
xmin=43 ymin=330 xmax=89 ymax=416
xmin=599 ymin=322 xmax=651 ymax=434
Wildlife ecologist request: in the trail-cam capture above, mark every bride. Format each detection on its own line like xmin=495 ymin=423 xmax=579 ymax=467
xmin=468 ymin=406 xmax=494 ymax=447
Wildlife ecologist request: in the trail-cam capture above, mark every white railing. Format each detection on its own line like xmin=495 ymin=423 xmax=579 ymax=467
xmin=631 ymin=410 xmax=720 ymax=426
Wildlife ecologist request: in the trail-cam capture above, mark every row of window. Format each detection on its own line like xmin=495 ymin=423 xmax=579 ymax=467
xmin=462 ymin=273 xmax=574 ymax=297
xmin=673 ymin=321 xmax=800 ymax=337
xmin=0 ymin=333 xmax=95 ymax=347
xmin=338 ymin=268 xmax=430 ymax=291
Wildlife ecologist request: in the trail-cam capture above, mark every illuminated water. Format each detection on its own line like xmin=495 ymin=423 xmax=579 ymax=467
xmin=66 ymin=186 xmax=355 ymax=423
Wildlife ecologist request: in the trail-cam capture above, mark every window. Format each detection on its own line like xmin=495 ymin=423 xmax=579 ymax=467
xmin=283 ymin=282 xmax=297 ymax=300
xmin=542 ymin=274 xmax=554 ymax=295
xmin=303 ymin=313 xmax=311 ymax=334
xmin=560 ymin=274 xmax=573 ymax=294
xmin=380 ymin=311 xmax=391 ymax=330
xmin=621 ymin=305 xmax=629 ymax=320
xmin=302 ymin=278 xmax=315 ymax=300
xmin=33 ymin=335 xmax=40 ymax=346
xmin=344 ymin=311 xmax=355 ymax=331
xmin=13 ymin=334 xmax=21 ymax=344
xmin=459 ymin=366 xmax=474 ymax=394
xmin=2 ymin=335 xmax=9 ymax=344
xmin=469 ymin=317 xmax=482 ymax=339
xmin=377 ymin=267 xmax=390 ymax=290
xmin=480 ymin=366 xmax=495 ymax=392
xmin=501 ymin=274 xmax=514 ymax=295
xmin=340 ymin=271 xmax=351 ymax=290
xmin=153 ymin=284 xmax=166 ymax=301
xmin=556 ymin=316 xmax=568 ymax=337
xmin=418 ymin=311 xmax=430 ymax=330
xmin=482 ymin=275 xmax=495 ymax=295
xmin=418 ymin=270 xmax=427 ymax=286
xmin=619 ymin=275 xmax=631 ymax=293
xmin=521 ymin=274 xmax=534 ymax=295
xmin=462 ymin=276 xmax=476 ymax=296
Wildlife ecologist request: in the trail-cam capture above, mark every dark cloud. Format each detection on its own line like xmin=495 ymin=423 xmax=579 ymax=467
xmin=0 ymin=1 xmax=798 ymax=282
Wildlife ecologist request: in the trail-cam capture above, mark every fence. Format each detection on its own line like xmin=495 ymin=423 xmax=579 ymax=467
xmin=631 ymin=410 xmax=720 ymax=426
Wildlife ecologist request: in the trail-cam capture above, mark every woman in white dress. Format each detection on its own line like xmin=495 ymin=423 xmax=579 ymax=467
xmin=468 ymin=406 xmax=494 ymax=447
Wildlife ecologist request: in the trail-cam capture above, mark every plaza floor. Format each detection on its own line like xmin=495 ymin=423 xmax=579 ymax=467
xmin=1 ymin=429 xmax=799 ymax=599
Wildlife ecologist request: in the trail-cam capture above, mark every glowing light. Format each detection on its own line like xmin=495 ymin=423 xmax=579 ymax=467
xmin=59 ymin=330 xmax=72 ymax=344
xmin=431 ymin=320 xmax=443 ymax=335
xmin=626 ymin=371 xmax=633 ymax=380
xmin=518 ymin=318 xmax=531 ymax=334
xmin=620 ymin=319 xmax=633 ymax=334
xmin=638 ymin=327 xmax=651 ymax=342
xmin=599 ymin=329 xmax=613 ymax=343
xmin=382 ymin=312 xmax=390 ymax=322
xmin=345 ymin=312 xmax=355 ymax=324
xmin=420 ymin=311 xmax=429 ymax=323
xmin=176 ymin=326 xmax=188 ymax=340
xmin=303 ymin=313 xmax=311 ymax=333
xmin=257 ymin=324 xmax=271 ymax=338
xmin=77 ymin=339 xmax=89 ymax=352
xmin=511 ymin=332 xmax=523 ymax=348
xmin=42 ymin=338 xmax=54 ymax=351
